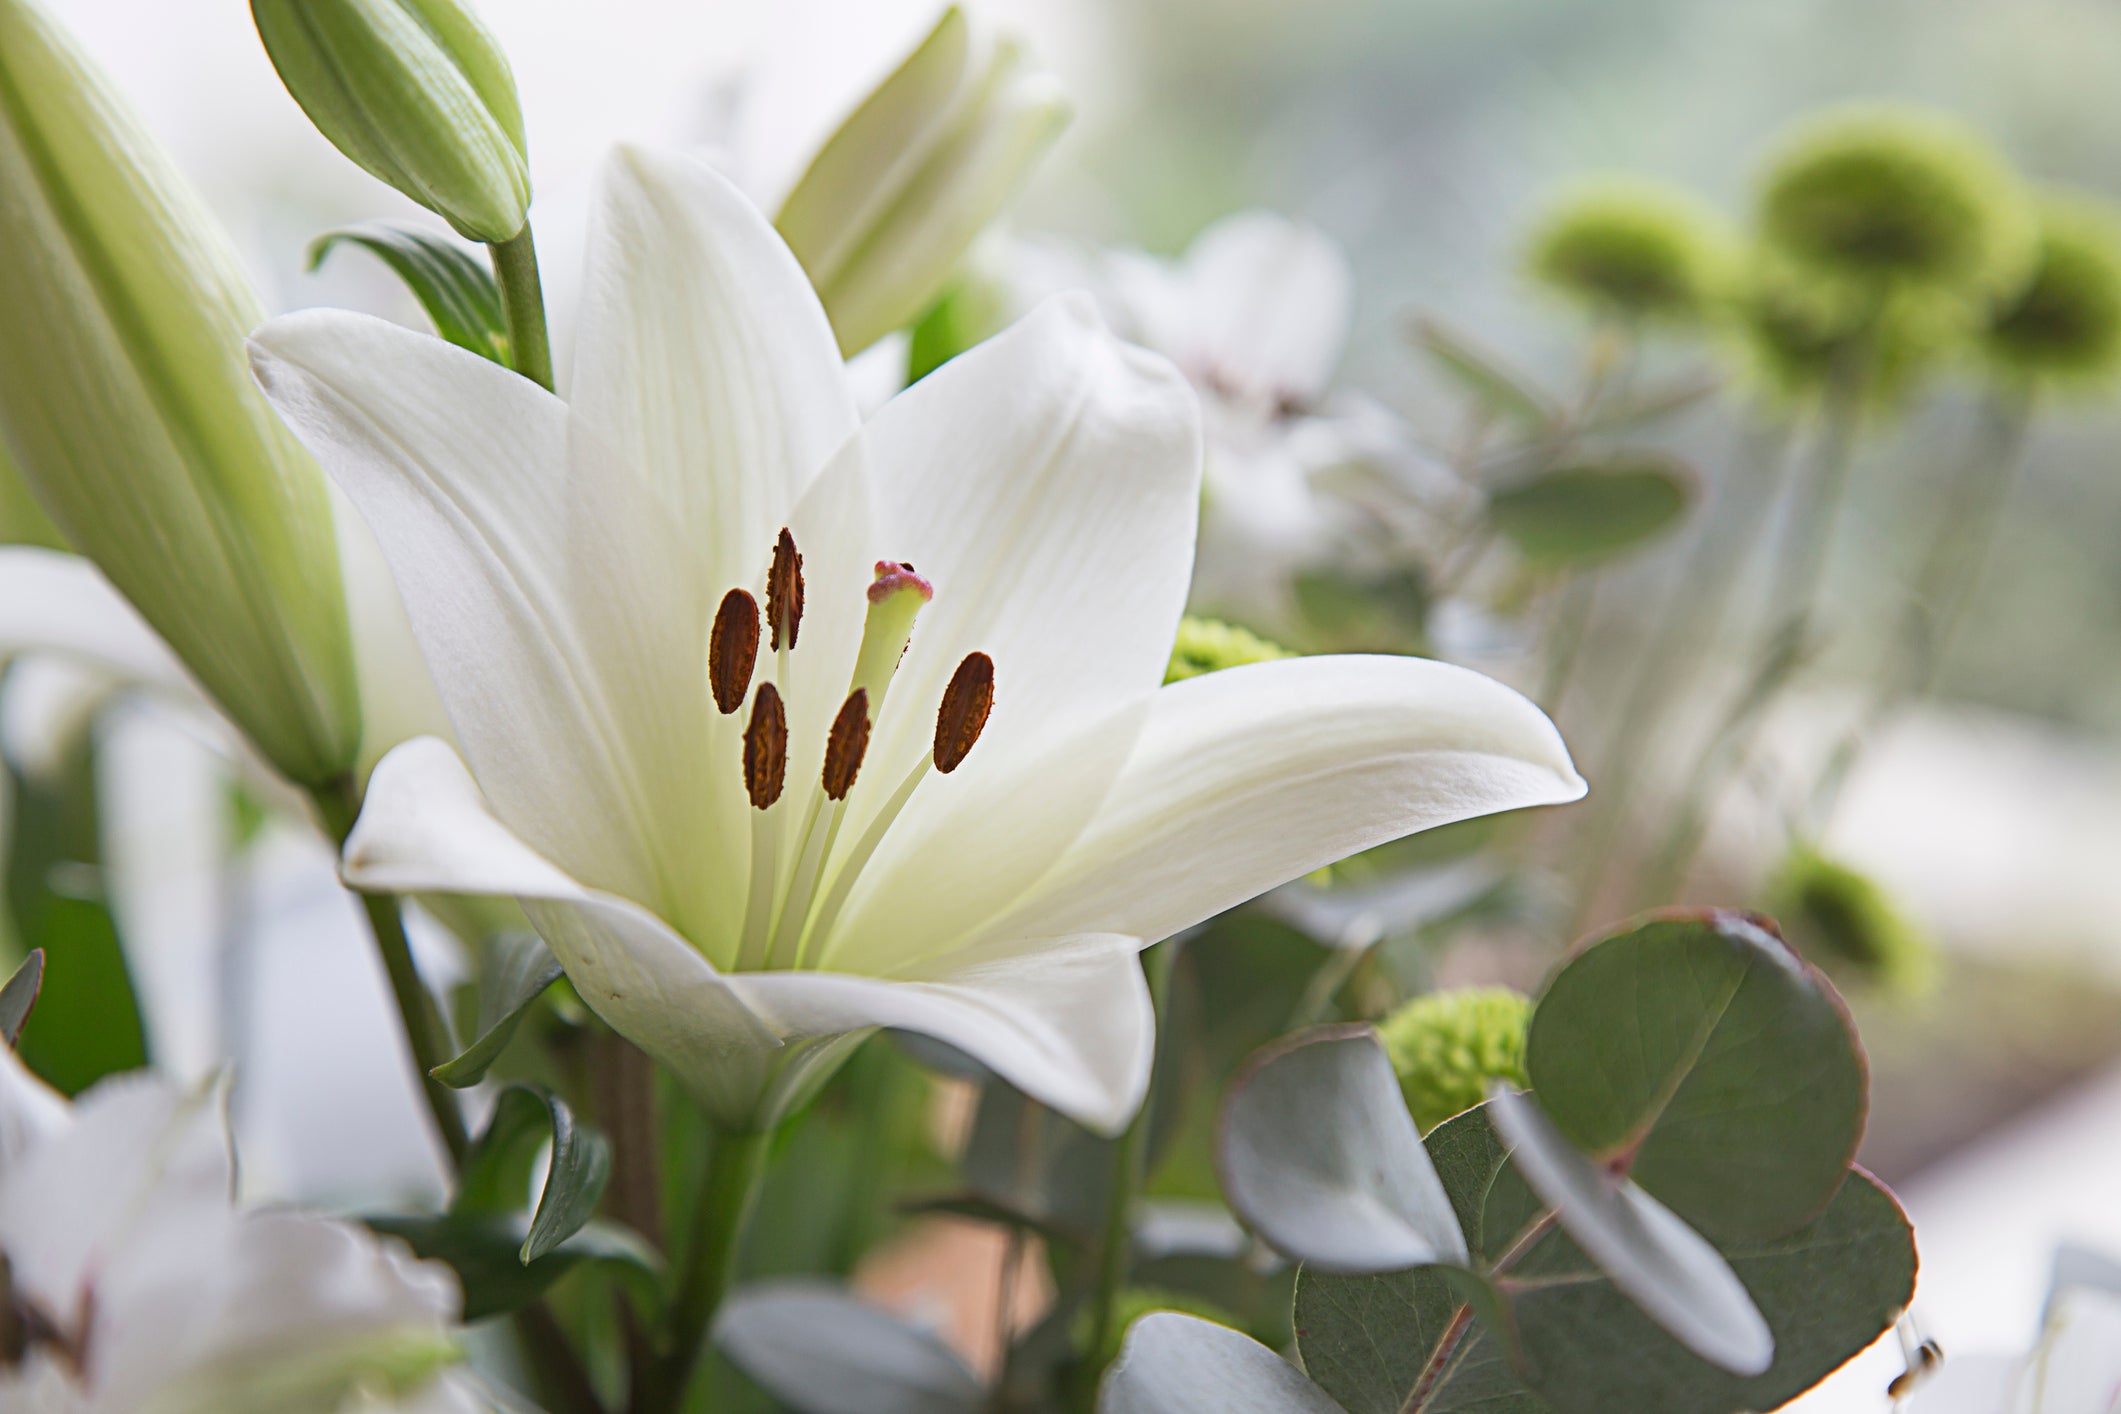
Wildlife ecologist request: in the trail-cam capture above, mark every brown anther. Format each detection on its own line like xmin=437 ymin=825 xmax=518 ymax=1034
xmin=933 ymin=652 xmax=994 ymax=773
xmin=821 ymin=690 xmax=872 ymax=801
xmin=743 ymin=683 xmax=788 ymax=809
xmin=766 ymin=527 xmax=805 ymax=651
xmin=708 ymin=589 xmax=761 ymax=714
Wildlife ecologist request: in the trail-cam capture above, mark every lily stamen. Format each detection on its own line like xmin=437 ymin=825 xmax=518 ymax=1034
xmin=738 ymin=682 xmax=789 ymax=971
xmin=766 ymin=528 xmax=804 ymax=651
xmin=934 ymin=651 xmax=995 ymax=772
xmin=708 ymin=588 xmax=760 ymax=714
xmin=822 ymin=690 xmax=872 ymax=801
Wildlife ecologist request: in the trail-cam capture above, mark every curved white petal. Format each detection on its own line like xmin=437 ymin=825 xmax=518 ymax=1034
xmin=985 ymin=654 xmax=1585 ymax=947
xmin=251 ymin=310 xmax=729 ymax=926
xmin=344 ymin=738 xmax=780 ymax=1125
xmin=732 ymin=932 xmax=1153 ymax=1135
xmin=1178 ymin=211 xmax=1353 ymax=409
xmin=1101 ymin=1313 xmax=1345 ymax=1414
xmin=0 ymin=1044 xmax=70 ymax=1164
xmin=0 ymin=546 xmax=194 ymax=694
xmin=571 ymin=145 xmax=859 ymax=594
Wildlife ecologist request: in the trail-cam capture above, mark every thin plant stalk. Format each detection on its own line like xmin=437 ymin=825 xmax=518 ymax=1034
xmin=635 ymin=1125 xmax=775 ymax=1414
xmin=490 ymin=225 xmax=556 ymax=392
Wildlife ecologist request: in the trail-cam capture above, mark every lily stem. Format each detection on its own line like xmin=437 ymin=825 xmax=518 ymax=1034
xmin=636 ymin=1125 xmax=774 ymax=1414
xmin=490 ymin=225 xmax=556 ymax=393
xmin=311 ymin=775 xmax=469 ymax=1169
xmin=1081 ymin=940 xmax=1178 ymax=1402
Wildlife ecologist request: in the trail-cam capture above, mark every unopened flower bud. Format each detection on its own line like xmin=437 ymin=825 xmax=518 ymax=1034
xmin=1984 ymin=191 xmax=2121 ymax=388
xmin=1525 ymin=176 xmax=1734 ymax=325
xmin=252 ymin=0 xmax=530 ymax=243
xmin=0 ymin=0 xmax=361 ymax=784
xmin=776 ymin=7 xmax=1070 ymax=356
xmin=1767 ymin=844 xmax=1936 ymax=996
xmin=1377 ymin=986 xmax=1532 ymax=1133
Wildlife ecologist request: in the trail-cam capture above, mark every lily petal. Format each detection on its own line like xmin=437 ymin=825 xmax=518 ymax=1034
xmin=733 ymin=932 xmax=1153 ymax=1135
xmin=571 ymin=145 xmax=860 ymax=594
xmin=1177 ymin=211 xmax=1353 ymax=409
xmin=251 ymin=310 xmax=727 ymax=925
xmin=0 ymin=546 xmax=194 ymax=695
xmin=344 ymin=737 xmax=780 ymax=1124
xmin=986 ymin=654 xmax=1585 ymax=946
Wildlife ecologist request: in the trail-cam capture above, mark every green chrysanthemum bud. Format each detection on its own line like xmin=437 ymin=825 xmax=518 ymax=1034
xmin=252 ymin=0 xmax=529 ymax=243
xmin=0 ymin=0 xmax=361 ymax=785
xmin=1077 ymin=1288 xmax=1244 ymax=1371
xmin=1526 ymin=176 xmax=1734 ymax=325
xmin=1164 ymin=616 xmax=1295 ymax=684
xmin=1757 ymin=103 xmax=2033 ymax=304
xmin=776 ymin=6 xmax=1070 ymax=357
xmin=1727 ymin=250 xmax=1957 ymax=407
xmin=1767 ymin=843 xmax=1936 ymax=996
xmin=1377 ymin=986 xmax=1532 ymax=1134
xmin=1983 ymin=192 xmax=2121 ymax=388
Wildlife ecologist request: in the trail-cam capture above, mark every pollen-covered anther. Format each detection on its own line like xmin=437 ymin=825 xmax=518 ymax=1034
xmin=933 ymin=652 xmax=994 ymax=773
xmin=822 ymin=689 xmax=872 ymax=801
xmin=743 ymin=683 xmax=788 ymax=810
xmin=766 ymin=527 xmax=805 ymax=651
xmin=708 ymin=589 xmax=761 ymax=714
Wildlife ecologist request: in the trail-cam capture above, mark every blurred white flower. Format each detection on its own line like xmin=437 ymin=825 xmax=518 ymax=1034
xmin=0 ymin=1048 xmax=479 ymax=1413
xmin=251 ymin=144 xmax=1584 ymax=1135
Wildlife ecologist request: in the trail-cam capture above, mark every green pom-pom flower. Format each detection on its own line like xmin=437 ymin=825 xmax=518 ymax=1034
xmin=1767 ymin=843 xmax=1937 ymax=995
xmin=1377 ymin=986 xmax=1532 ymax=1133
xmin=1526 ymin=177 xmax=1734 ymax=324
xmin=1983 ymin=192 xmax=2121 ymax=388
xmin=1757 ymin=103 xmax=2033 ymax=304
xmin=1727 ymin=249 xmax=1958 ymax=406
xmin=1164 ymin=616 xmax=1296 ymax=684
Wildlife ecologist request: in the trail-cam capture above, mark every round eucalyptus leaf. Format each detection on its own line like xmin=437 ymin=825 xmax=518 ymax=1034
xmin=1100 ymin=1312 xmax=1344 ymax=1414
xmin=714 ymin=1279 xmax=985 ymax=1414
xmin=1487 ymin=460 xmax=1693 ymax=567
xmin=1218 ymin=1026 xmax=1468 ymax=1273
xmin=1527 ymin=910 xmax=1865 ymax=1240
xmin=1486 ymin=1086 xmax=1772 ymax=1376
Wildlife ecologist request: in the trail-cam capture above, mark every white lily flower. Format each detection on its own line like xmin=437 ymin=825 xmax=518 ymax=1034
xmin=0 ymin=1048 xmax=479 ymax=1413
xmin=248 ymin=145 xmax=1585 ymax=1134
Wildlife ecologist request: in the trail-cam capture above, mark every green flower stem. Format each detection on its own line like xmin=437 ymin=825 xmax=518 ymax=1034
xmin=489 ymin=225 xmax=555 ymax=392
xmin=637 ymin=1125 xmax=774 ymax=1414
xmin=311 ymin=775 xmax=470 ymax=1169
xmin=1081 ymin=940 xmax=1178 ymax=1405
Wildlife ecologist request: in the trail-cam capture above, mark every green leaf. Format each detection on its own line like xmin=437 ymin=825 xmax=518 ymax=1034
xmin=1293 ymin=1262 xmax=1540 ymax=1414
xmin=1409 ymin=316 xmax=1557 ymax=429
xmin=1526 ymin=910 xmax=1866 ymax=1241
xmin=453 ymin=1083 xmax=612 ymax=1263
xmin=0 ymin=948 xmax=43 ymax=1044
xmin=308 ymin=222 xmax=511 ymax=366
xmin=363 ymin=1212 xmax=654 ymax=1322
xmin=1486 ymin=460 xmax=1694 ymax=568
xmin=431 ymin=932 xmax=561 ymax=1088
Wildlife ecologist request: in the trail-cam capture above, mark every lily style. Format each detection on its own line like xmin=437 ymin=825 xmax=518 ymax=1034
xmin=249 ymin=144 xmax=1585 ymax=1134
xmin=0 ymin=1047 xmax=478 ymax=1413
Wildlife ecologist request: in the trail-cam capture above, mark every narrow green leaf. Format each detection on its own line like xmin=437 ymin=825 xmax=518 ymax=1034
xmin=453 ymin=1083 xmax=613 ymax=1264
xmin=1526 ymin=910 xmax=1866 ymax=1241
xmin=1487 ymin=460 xmax=1694 ymax=568
xmin=308 ymin=222 xmax=511 ymax=366
xmin=0 ymin=948 xmax=43 ymax=1044
xmin=1409 ymin=316 xmax=1557 ymax=429
xmin=363 ymin=1213 xmax=654 ymax=1322
xmin=431 ymin=932 xmax=561 ymax=1088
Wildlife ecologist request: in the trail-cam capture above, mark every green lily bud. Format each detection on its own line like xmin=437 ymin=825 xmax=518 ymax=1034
xmin=1983 ymin=191 xmax=2121 ymax=389
xmin=252 ymin=0 xmax=529 ymax=243
xmin=1526 ymin=176 xmax=1735 ymax=326
xmin=0 ymin=0 xmax=361 ymax=784
xmin=776 ymin=6 xmax=1070 ymax=356
xmin=1377 ymin=986 xmax=1532 ymax=1133
xmin=0 ymin=441 xmax=65 ymax=551
xmin=1164 ymin=616 xmax=1296 ymax=684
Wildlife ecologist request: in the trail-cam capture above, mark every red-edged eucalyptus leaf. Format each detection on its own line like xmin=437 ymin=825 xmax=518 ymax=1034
xmin=1409 ymin=316 xmax=1556 ymax=429
xmin=308 ymin=223 xmax=511 ymax=366
xmin=1487 ymin=461 xmax=1693 ymax=568
xmin=363 ymin=1213 xmax=654 ymax=1322
xmin=431 ymin=932 xmax=562 ymax=1088
xmin=1487 ymin=1087 xmax=1771 ymax=1376
xmin=1101 ymin=1313 xmax=1344 ymax=1414
xmin=1218 ymin=1026 xmax=1467 ymax=1272
xmin=1292 ymin=1263 xmax=1540 ymax=1414
xmin=715 ymin=1279 xmax=985 ymax=1414
xmin=1527 ymin=911 xmax=1865 ymax=1242
xmin=0 ymin=948 xmax=42 ymax=1044
xmin=452 ymin=1083 xmax=610 ymax=1263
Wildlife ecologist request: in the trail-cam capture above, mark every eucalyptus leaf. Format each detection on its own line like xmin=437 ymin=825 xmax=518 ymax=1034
xmin=431 ymin=932 xmax=562 ymax=1088
xmin=1485 ymin=1086 xmax=1772 ymax=1375
xmin=1487 ymin=460 xmax=1693 ymax=567
xmin=1100 ymin=1312 xmax=1343 ymax=1414
xmin=453 ymin=1083 xmax=611 ymax=1263
xmin=1218 ymin=1026 xmax=1467 ymax=1273
xmin=1408 ymin=316 xmax=1556 ymax=429
xmin=308 ymin=222 xmax=511 ymax=366
xmin=1526 ymin=910 xmax=1865 ymax=1241
xmin=0 ymin=948 xmax=43 ymax=1044
xmin=363 ymin=1213 xmax=654 ymax=1322
xmin=714 ymin=1279 xmax=985 ymax=1414
xmin=1292 ymin=1264 xmax=1541 ymax=1414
